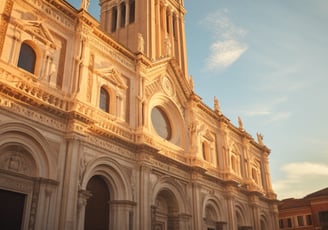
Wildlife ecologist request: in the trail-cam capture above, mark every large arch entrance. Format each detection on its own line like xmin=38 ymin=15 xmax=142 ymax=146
xmin=85 ymin=175 xmax=110 ymax=230
xmin=152 ymin=189 xmax=180 ymax=230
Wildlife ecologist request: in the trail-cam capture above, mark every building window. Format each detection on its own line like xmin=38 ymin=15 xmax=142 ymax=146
xmin=287 ymin=218 xmax=292 ymax=228
xmin=111 ymin=6 xmax=118 ymax=32
xmin=18 ymin=42 xmax=36 ymax=74
xmin=306 ymin=214 xmax=312 ymax=225
xmin=297 ymin=216 xmax=304 ymax=226
xmin=99 ymin=87 xmax=110 ymax=113
xmin=319 ymin=211 xmax=328 ymax=226
xmin=129 ymin=0 xmax=135 ymax=23
xmin=230 ymin=151 xmax=240 ymax=175
xmin=151 ymin=106 xmax=171 ymax=140
xmin=251 ymin=167 xmax=258 ymax=183
xmin=279 ymin=219 xmax=284 ymax=229
xmin=202 ymin=141 xmax=210 ymax=161
xmin=120 ymin=3 xmax=126 ymax=28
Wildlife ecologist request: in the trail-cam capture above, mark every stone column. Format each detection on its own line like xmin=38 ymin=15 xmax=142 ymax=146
xmin=110 ymin=200 xmax=136 ymax=230
xmin=116 ymin=5 xmax=121 ymax=31
xmin=140 ymin=164 xmax=152 ymax=230
xmin=58 ymin=139 xmax=81 ymax=230
xmin=76 ymin=189 xmax=92 ymax=230
xmin=155 ymin=0 xmax=161 ymax=57
xmin=224 ymin=188 xmax=236 ymax=230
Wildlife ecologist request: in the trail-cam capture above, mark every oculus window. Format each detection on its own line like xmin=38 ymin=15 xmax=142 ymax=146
xmin=151 ymin=106 xmax=171 ymax=140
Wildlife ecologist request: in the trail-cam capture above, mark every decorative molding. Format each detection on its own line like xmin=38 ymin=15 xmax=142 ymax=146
xmin=95 ymin=67 xmax=128 ymax=89
xmin=0 ymin=0 xmax=13 ymax=54
xmin=24 ymin=0 xmax=75 ymax=29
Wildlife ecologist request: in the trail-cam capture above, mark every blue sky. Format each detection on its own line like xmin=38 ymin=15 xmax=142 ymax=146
xmin=68 ymin=0 xmax=328 ymax=199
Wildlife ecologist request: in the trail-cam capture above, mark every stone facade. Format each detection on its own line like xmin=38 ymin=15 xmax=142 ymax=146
xmin=0 ymin=0 xmax=278 ymax=229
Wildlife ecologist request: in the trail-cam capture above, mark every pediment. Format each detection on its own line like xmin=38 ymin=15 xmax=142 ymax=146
xmin=95 ymin=67 xmax=128 ymax=89
xmin=204 ymin=129 xmax=214 ymax=142
xmin=145 ymin=59 xmax=193 ymax=98
xmin=23 ymin=20 xmax=55 ymax=46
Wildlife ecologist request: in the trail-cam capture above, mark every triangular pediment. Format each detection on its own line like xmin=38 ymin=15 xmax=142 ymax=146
xmin=95 ymin=67 xmax=128 ymax=89
xmin=23 ymin=20 xmax=55 ymax=46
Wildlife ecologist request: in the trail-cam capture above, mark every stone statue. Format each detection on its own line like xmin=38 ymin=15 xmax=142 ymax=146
xmin=80 ymin=0 xmax=90 ymax=10
xmin=189 ymin=75 xmax=194 ymax=90
xmin=137 ymin=33 xmax=144 ymax=53
xmin=164 ymin=35 xmax=171 ymax=56
xmin=214 ymin=96 xmax=221 ymax=114
xmin=257 ymin=133 xmax=264 ymax=145
xmin=238 ymin=116 xmax=244 ymax=130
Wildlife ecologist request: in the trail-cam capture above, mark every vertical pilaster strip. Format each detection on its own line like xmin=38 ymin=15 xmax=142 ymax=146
xmin=0 ymin=0 xmax=13 ymax=56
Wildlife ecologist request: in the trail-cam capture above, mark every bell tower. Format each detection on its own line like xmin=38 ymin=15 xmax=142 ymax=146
xmin=99 ymin=0 xmax=188 ymax=77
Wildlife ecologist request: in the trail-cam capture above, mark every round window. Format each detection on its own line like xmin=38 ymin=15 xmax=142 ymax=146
xmin=151 ymin=106 xmax=172 ymax=140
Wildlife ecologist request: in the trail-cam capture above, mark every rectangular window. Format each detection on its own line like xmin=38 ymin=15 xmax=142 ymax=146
xmin=279 ymin=219 xmax=284 ymax=229
xmin=306 ymin=214 xmax=312 ymax=225
xmin=287 ymin=218 xmax=292 ymax=228
xmin=297 ymin=216 xmax=304 ymax=226
xmin=129 ymin=0 xmax=135 ymax=23
xmin=319 ymin=211 xmax=328 ymax=226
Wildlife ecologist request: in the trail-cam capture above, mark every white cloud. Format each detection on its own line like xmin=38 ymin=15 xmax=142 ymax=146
xmin=207 ymin=40 xmax=247 ymax=70
xmin=282 ymin=162 xmax=328 ymax=178
xmin=202 ymin=9 xmax=248 ymax=70
xmin=273 ymin=162 xmax=328 ymax=199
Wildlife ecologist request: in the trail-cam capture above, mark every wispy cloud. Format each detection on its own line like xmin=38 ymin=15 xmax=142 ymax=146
xmin=273 ymin=162 xmax=328 ymax=199
xmin=240 ymin=96 xmax=291 ymax=122
xmin=202 ymin=9 xmax=248 ymax=71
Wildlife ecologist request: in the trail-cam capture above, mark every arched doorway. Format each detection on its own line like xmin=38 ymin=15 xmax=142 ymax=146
xmin=85 ymin=175 xmax=110 ymax=230
xmin=203 ymin=202 xmax=226 ymax=230
xmin=260 ymin=215 xmax=268 ymax=230
xmin=152 ymin=189 xmax=179 ymax=230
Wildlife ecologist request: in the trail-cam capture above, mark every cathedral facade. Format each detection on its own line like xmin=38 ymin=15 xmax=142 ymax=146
xmin=0 ymin=0 xmax=278 ymax=229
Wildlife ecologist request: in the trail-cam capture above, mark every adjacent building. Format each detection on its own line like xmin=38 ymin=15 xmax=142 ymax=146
xmin=0 ymin=0 xmax=278 ymax=229
xmin=279 ymin=187 xmax=328 ymax=230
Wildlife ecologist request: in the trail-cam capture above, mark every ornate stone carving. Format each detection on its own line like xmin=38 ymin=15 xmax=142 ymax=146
xmin=161 ymin=76 xmax=175 ymax=97
xmin=24 ymin=0 xmax=74 ymax=29
xmin=0 ymin=0 xmax=13 ymax=54
xmin=0 ymin=149 xmax=36 ymax=176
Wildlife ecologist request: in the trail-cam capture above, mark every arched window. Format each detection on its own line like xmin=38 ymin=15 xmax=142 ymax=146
xmin=231 ymin=149 xmax=241 ymax=175
xmin=252 ymin=167 xmax=258 ymax=183
xmin=111 ymin=6 xmax=118 ymax=32
xmin=202 ymin=141 xmax=210 ymax=161
xmin=99 ymin=87 xmax=110 ymax=113
xmin=129 ymin=0 xmax=135 ymax=24
xmin=120 ymin=3 xmax=126 ymax=28
xmin=85 ymin=176 xmax=110 ymax=230
xmin=18 ymin=42 xmax=36 ymax=74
